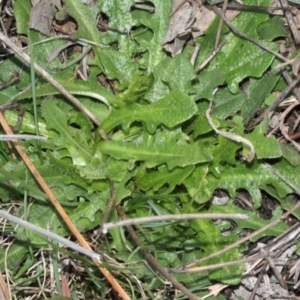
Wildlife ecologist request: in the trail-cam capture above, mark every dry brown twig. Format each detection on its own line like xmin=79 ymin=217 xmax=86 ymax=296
xmin=190 ymin=44 xmax=200 ymax=66
xmin=266 ymin=98 xmax=300 ymax=151
xmin=278 ymin=102 xmax=300 ymax=151
xmin=195 ymin=40 xmax=226 ymax=73
xmin=249 ymin=71 xmax=300 ymax=127
xmin=280 ymin=0 xmax=300 ymax=44
xmin=223 ymin=3 xmax=288 ymax=14
xmin=101 ymin=181 xmax=117 ymax=227
xmin=270 ymin=71 xmax=300 ymax=112
xmin=248 ymin=261 xmax=268 ymax=300
xmin=100 ymin=212 xmax=248 ymax=233
xmin=236 ymin=223 xmax=300 ymax=299
xmin=215 ymin=0 xmax=228 ymax=49
xmin=281 ymin=70 xmax=300 ymax=103
xmin=212 ymin=6 xmax=288 ymax=62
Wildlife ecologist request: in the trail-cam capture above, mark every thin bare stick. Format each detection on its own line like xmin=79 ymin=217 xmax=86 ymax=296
xmin=0 ymin=134 xmax=47 ymax=141
xmin=248 ymin=261 xmax=268 ymax=300
xmin=262 ymin=249 xmax=288 ymax=289
xmin=279 ymin=102 xmax=300 ymax=151
xmin=264 ymin=163 xmax=300 ymax=193
xmin=0 ymin=210 xmax=100 ymax=260
xmin=222 ymin=3 xmax=289 ymax=14
xmin=169 ymin=252 xmax=265 ymax=273
xmin=247 ymin=72 xmax=300 ymax=127
xmin=190 ymin=44 xmax=200 ymax=66
xmin=215 ymin=0 xmax=228 ymax=49
xmin=206 ymin=101 xmax=255 ymax=162
xmin=0 ymin=32 xmax=101 ymax=127
xmin=269 ymin=71 xmax=300 ymax=112
xmin=101 ymin=213 xmax=248 ymax=234
xmin=280 ymin=0 xmax=300 ymax=44
xmin=212 ymin=6 xmax=288 ymax=62
xmin=170 ymin=0 xmax=188 ymax=17
xmin=173 ymin=219 xmax=300 ymax=274
xmin=0 ymin=84 xmax=33 ymax=110
xmin=282 ymin=70 xmax=300 ymax=103
xmin=0 ymin=112 xmax=130 ymax=300
xmin=116 ymin=205 xmax=202 ymax=300
xmin=195 ymin=40 xmax=226 ymax=73
xmin=101 ymin=181 xmax=117 ymax=226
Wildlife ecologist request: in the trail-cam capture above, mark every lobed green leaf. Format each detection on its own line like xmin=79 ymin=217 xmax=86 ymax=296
xmin=101 ymin=90 xmax=198 ymax=133
xmin=99 ymin=140 xmax=212 ymax=170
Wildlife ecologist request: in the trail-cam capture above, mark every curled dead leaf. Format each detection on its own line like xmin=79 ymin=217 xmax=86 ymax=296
xmin=52 ymin=20 xmax=77 ymax=34
xmin=163 ymin=0 xmax=215 ymax=56
xmin=30 ymin=0 xmax=61 ymax=36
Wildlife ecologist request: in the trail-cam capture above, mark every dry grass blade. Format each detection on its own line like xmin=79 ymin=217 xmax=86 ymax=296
xmin=215 ymin=0 xmax=228 ymax=49
xmin=0 ymin=271 xmax=10 ymax=300
xmin=0 ymin=210 xmax=101 ymax=260
xmin=100 ymin=212 xmax=248 ymax=233
xmin=0 ymin=111 xmax=130 ymax=300
xmin=0 ymin=134 xmax=47 ymax=140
